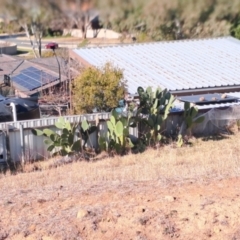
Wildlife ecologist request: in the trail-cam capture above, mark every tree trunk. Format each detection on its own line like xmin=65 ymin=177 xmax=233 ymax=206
xmin=93 ymin=29 xmax=100 ymax=38
xmin=38 ymin=34 xmax=42 ymax=58
xmin=175 ymin=19 xmax=183 ymax=40
xmin=82 ymin=26 xmax=87 ymax=39
xmin=31 ymin=24 xmax=42 ymax=58
xmin=22 ymin=23 xmax=38 ymax=58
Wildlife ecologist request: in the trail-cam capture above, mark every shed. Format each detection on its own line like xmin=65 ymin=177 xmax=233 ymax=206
xmin=70 ymin=36 xmax=240 ymax=96
xmin=70 ymin=37 xmax=240 ymax=136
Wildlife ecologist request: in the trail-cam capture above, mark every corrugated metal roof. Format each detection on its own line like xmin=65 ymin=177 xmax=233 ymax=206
xmin=29 ymin=57 xmax=68 ymax=76
xmin=73 ymin=36 xmax=240 ymax=94
xmin=0 ymin=54 xmax=23 ymax=80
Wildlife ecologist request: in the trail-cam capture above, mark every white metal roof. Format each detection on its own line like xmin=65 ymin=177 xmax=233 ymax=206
xmin=73 ymin=36 xmax=240 ymax=94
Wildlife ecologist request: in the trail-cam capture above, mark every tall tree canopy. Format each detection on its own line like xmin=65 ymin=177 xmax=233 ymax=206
xmin=1 ymin=0 xmax=240 ymax=42
xmin=0 ymin=0 xmax=93 ymax=57
xmin=94 ymin=0 xmax=240 ymax=41
xmin=2 ymin=0 xmax=60 ymax=57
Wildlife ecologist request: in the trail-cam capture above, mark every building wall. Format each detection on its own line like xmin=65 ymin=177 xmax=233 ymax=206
xmin=63 ymin=29 xmax=121 ymax=39
xmin=5 ymin=119 xmax=138 ymax=162
xmin=15 ymin=89 xmax=29 ymax=98
xmin=0 ymin=43 xmax=17 ymax=55
xmin=0 ymin=132 xmax=6 ymax=162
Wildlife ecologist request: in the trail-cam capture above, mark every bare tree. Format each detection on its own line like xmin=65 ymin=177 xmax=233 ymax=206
xmin=3 ymin=0 xmax=59 ymax=58
xmin=60 ymin=0 xmax=93 ymax=39
xmin=38 ymin=49 xmax=82 ymax=117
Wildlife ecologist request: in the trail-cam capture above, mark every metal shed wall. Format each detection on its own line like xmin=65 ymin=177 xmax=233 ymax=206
xmin=0 ymin=113 xmax=139 ymax=162
xmin=0 ymin=107 xmax=238 ymax=162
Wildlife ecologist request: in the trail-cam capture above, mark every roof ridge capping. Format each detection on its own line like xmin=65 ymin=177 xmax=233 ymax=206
xmin=224 ymin=36 xmax=240 ymax=45
xmin=74 ymin=35 xmax=236 ymax=50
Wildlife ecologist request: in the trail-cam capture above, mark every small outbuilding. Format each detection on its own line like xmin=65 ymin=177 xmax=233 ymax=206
xmin=70 ymin=36 xmax=240 ymax=96
xmin=70 ymin=37 xmax=240 ymax=135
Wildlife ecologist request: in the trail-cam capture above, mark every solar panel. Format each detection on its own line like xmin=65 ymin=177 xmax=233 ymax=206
xmin=12 ymin=75 xmax=40 ymax=90
xmin=41 ymin=77 xmax=50 ymax=85
xmin=12 ymin=78 xmax=31 ymax=90
xmin=12 ymin=76 xmax=40 ymax=90
xmin=22 ymin=66 xmax=41 ymax=74
xmin=11 ymin=67 xmax=59 ymax=91
xmin=27 ymin=72 xmax=40 ymax=79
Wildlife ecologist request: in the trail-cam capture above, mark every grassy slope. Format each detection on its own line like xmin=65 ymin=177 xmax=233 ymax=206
xmin=7 ymin=132 xmax=240 ymax=186
xmin=0 ymin=132 xmax=240 ymax=239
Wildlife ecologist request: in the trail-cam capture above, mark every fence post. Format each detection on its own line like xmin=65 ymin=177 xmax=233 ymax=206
xmin=5 ymin=125 xmax=11 ymax=161
xmin=1 ymin=131 xmax=7 ymax=162
xmin=19 ymin=123 xmax=25 ymax=164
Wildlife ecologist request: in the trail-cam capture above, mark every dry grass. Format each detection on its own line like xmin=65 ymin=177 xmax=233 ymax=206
xmin=1 ymin=132 xmax=240 ymax=191
xmin=1 ymin=133 xmax=240 ymax=240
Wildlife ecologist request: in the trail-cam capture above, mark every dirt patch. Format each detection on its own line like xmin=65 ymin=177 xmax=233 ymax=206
xmin=1 ymin=134 xmax=240 ymax=239
xmin=0 ymin=176 xmax=240 ymax=239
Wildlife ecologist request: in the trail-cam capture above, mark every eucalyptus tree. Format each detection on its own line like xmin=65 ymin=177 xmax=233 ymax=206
xmin=59 ymin=0 xmax=95 ymax=39
xmin=94 ymin=0 xmax=240 ymax=41
xmin=4 ymin=0 xmax=59 ymax=58
xmin=94 ymin=0 xmax=145 ymax=34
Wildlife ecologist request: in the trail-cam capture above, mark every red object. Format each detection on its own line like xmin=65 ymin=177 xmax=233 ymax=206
xmin=45 ymin=42 xmax=59 ymax=50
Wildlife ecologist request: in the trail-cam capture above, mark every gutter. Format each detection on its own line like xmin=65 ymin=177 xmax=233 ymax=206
xmin=169 ymin=85 xmax=240 ymax=97
xmin=125 ymin=85 xmax=240 ymax=100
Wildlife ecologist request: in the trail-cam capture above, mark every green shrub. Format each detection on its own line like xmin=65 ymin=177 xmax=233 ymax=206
xmin=72 ymin=62 xmax=127 ymax=114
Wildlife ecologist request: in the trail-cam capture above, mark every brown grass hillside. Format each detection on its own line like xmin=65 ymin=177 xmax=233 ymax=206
xmin=1 ymin=132 xmax=240 ymax=239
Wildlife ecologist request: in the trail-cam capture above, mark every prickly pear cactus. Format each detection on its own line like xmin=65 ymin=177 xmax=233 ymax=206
xmin=32 ymin=117 xmax=97 ymax=156
xmin=100 ymin=109 xmax=135 ymax=154
xmin=177 ymin=102 xmax=205 ymax=147
xmin=137 ymin=86 xmax=175 ymax=146
xmin=183 ymin=102 xmax=205 ymax=129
